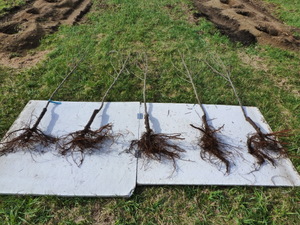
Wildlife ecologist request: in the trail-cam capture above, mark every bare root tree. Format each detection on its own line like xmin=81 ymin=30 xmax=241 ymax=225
xmin=179 ymin=52 xmax=231 ymax=173
xmin=129 ymin=53 xmax=185 ymax=167
xmin=59 ymin=53 xmax=129 ymax=166
xmin=206 ymin=55 xmax=288 ymax=168
xmin=0 ymin=57 xmax=84 ymax=156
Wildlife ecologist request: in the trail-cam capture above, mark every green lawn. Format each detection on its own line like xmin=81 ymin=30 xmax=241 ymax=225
xmin=265 ymin=0 xmax=300 ymax=28
xmin=0 ymin=0 xmax=26 ymax=17
xmin=0 ymin=0 xmax=299 ymax=224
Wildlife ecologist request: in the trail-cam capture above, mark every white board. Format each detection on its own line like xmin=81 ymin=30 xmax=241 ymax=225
xmin=1 ymin=101 xmax=299 ymax=197
xmin=0 ymin=101 xmax=139 ymax=197
xmin=137 ymin=103 xmax=300 ymax=186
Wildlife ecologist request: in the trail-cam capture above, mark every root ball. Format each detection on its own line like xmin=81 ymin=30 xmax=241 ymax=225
xmin=129 ymin=129 xmax=185 ymax=166
xmin=247 ymin=130 xmax=288 ymax=166
xmin=0 ymin=127 xmax=57 ymax=155
xmin=59 ymin=123 xmax=114 ymax=165
xmin=191 ymin=116 xmax=231 ymax=173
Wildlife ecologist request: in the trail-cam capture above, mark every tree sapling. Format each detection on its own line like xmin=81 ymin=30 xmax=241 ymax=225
xmin=179 ymin=53 xmax=231 ymax=173
xmin=0 ymin=58 xmax=84 ymax=155
xmin=129 ymin=54 xmax=185 ymax=167
xmin=206 ymin=56 xmax=288 ymax=168
xmin=59 ymin=55 xmax=129 ymax=166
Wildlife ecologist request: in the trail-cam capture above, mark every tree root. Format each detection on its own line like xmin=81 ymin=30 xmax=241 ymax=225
xmin=59 ymin=123 xmax=114 ymax=166
xmin=129 ymin=128 xmax=185 ymax=167
xmin=191 ymin=115 xmax=231 ymax=173
xmin=247 ymin=130 xmax=288 ymax=166
xmin=0 ymin=127 xmax=57 ymax=156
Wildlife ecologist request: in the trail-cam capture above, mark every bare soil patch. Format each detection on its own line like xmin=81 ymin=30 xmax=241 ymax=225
xmin=0 ymin=0 xmax=91 ymax=68
xmin=0 ymin=50 xmax=50 ymax=68
xmin=193 ymin=0 xmax=300 ymax=51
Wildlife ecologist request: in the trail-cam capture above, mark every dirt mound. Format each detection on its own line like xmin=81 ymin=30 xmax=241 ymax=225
xmin=194 ymin=0 xmax=300 ymax=50
xmin=0 ymin=0 xmax=91 ymax=67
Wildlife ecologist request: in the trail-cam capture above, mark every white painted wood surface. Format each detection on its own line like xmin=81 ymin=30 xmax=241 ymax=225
xmin=0 ymin=101 xmax=299 ymax=198
xmin=0 ymin=101 xmax=139 ymax=197
xmin=137 ymin=103 xmax=300 ymax=186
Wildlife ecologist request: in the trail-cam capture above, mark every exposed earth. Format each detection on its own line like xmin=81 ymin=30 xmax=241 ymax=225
xmin=0 ymin=0 xmax=91 ymax=68
xmin=0 ymin=0 xmax=299 ymax=68
xmin=193 ymin=0 xmax=300 ymax=49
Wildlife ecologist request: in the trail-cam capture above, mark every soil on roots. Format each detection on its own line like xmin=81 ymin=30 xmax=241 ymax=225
xmin=0 ymin=127 xmax=57 ymax=155
xmin=130 ymin=129 xmax=185 ymax=167
xmin=59 ymin=123 xmax=114 ymax=166
xmin=0 ymin=0 xmax=92 ymax=68
xmin=191 ymin=115 xmax=231 ymax=173
xmin=247 ymin=130 xmax=288 ymax=166
xmin=193 ymin=0 xmax=300 ymax=51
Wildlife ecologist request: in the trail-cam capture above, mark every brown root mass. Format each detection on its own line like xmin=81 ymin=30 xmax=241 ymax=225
xmin=247 ymin=130 xmax=288 ymax=166
xmin=0 ymin=0 xmax=91 ymax=67
xmin=129 ymin=129 xmax=185 ymax=166
xmin=0 ymin=127 xmax=57 ymax=156
xmin=193 ymin=0 xmax=300 ymax=51
xmin=59 ymin=123 xmax=113 ymax=166
xmin=191 ymin=115 xmax=231 ymax=173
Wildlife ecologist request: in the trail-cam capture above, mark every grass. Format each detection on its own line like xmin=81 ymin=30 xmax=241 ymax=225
xmin=264 ymin=0 xmax=300 ymax=38
xmin=0 ymin=0 xmax=299 ymax=224
xmin=0 ymin=0 xmax=27 ymax=17
xmin=264 ymin=0 xmax=300 ymax=28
